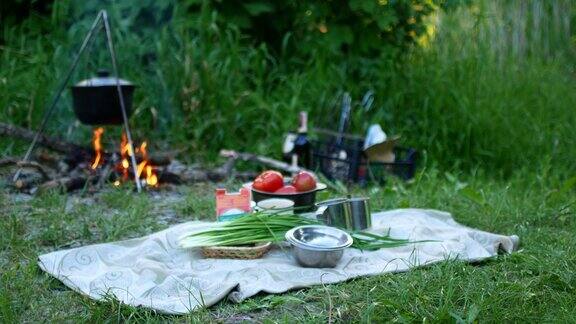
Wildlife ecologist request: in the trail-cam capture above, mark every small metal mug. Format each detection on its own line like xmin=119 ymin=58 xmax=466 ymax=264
xmin=315 ymin=197 xmax=371 ymax=231
xmin=347 ymin=197 xmax=371 ymax=230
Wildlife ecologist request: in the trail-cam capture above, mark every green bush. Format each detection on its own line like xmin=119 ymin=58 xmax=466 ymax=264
xmin=0 ymin=0 xmax=574 ymax=177
xmin=196 ymin=0 xmax=439 ymax=57
xmin=0 ymin=0 xmax=445 ymax=152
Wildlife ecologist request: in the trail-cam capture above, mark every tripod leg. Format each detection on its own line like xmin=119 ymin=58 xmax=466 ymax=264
xmin=102 ymin=11 xmax=142 ymax=193
xmin=13 ymin=11 xmax=104 ymax=182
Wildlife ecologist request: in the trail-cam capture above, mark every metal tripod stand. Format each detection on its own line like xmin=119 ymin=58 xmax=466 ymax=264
xmin=13 ymin=10 xmax=142 ymax=193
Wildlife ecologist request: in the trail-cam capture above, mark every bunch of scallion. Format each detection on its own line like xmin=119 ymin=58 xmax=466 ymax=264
xmin=180 ymin=211 xmax=421 ymax=251
xmin=180 ymin=212 xmax=316 ymax=248
xmin=179 ymin=211 xmax=416 ymax=251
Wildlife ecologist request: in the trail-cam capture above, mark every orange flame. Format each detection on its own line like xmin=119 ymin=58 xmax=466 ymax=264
xmin=119 ymin=132 xmax=131 ymax=180
xmin=118 ymin=134 xmax=158 ymax=187
xmin=146 ymin=165 xmax=158 ymax=186
xmin=89 ymin=131 xmax=160 ymax=188
xmin=90 ymin=127 xmax=104 ymax=169
xmin=140 ymin=141 xmax=159 ymax=187
xmin=120 ymin=132 xmax=133 ymax=157
xmin=136 ymin=142 xmax=148 ymax=178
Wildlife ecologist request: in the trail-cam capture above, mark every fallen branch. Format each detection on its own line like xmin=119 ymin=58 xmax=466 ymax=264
xmin=220 ymin=149 xmax=315 ymax=177
xmin=0 ymin=122 xmax=91 ymax=155
xmin=160 ymin=157 xmax=257 ymax=184
xmin=95 ymin=164 xmax=113 ymax=188
xmin=207 ymin=156 xmax=237 ymax=181
xmin=148 ymin=149 xmax=185 ymax=166
xmin=37 ymin=176 xmax=90 ymax=193
xmin=14 ymin=175 xmax=44 ymax=190
xmin=0 ymin=158 xmax=52 ymax=180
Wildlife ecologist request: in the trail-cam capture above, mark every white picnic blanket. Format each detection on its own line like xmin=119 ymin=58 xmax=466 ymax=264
xmin=38 ymin=209 xmax=519 ymax=314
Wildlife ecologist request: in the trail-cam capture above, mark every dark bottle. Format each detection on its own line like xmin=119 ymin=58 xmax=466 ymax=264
xmin=293 ymin=111 xmax=312 ymax=168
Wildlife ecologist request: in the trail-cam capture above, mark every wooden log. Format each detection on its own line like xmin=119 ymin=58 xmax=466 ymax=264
xmin=14 ymin=174 xmax=45 ymax=190
xmin=0 ymin=158 xmax=52 ymax=180
xmin=174 ymin=168 xmax=209 ymax=183
xmin=159 ymin=157 xmax=256 ymax=184
xmin=148 ymin=153 xmax=172 ymax=166
xmin=95 ymin=164 xmax=113 ymax=188
xmin=148 ymin=149 xmax=185 ymax=166
xmin=37 ymin=176 xmax=90 ymax=193
xmin=159 ymin=168 xmax=257 ymax=184
xmin=0 ymin=122 xmax=91 ymax=155
xmin=207 ymin=156 xmax=237 ymax=181
xmin=158 ymin=170 xmax=184 ymax=184
xmin=232 ymin=171 xmax=258 ymax=182
xmin=219 ymin=149 xmax=316 ymax=176
xmin=37 ymin=151 xmax=71 ymax=173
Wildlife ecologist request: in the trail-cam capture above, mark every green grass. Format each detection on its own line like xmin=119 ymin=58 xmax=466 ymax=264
xmin=1 ymin=169 xmax=575 ymax=322
xmin=1 ymin=1 xmax=574 ymax=173
xmin=1 ymin=0 xmax=576 ymax=322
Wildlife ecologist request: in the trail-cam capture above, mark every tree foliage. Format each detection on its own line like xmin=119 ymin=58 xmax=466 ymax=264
xmin=2 ymin=0 xmax=444 ymax=58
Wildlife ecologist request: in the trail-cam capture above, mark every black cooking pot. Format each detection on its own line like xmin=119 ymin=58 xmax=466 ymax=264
xmin=71 ymin=70 xmax=135 ymax=125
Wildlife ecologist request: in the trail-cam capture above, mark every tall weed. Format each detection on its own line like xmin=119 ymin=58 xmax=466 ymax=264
xmin=0 ymin=0 xmax=574 ymax=175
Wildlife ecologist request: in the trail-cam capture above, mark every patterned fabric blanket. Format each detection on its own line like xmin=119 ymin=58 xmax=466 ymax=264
xmin=38 ymin=209 xmax=519 ymax=314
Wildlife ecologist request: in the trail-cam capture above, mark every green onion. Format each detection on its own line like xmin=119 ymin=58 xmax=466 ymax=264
xmin=179 ymin=210 xmax=419 ymax=251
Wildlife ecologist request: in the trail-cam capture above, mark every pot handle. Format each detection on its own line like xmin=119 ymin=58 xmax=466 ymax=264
xmin=315 ymin=205 xmax=329 ymax=224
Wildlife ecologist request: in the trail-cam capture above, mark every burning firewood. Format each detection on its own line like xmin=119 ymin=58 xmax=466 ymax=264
xmin=0 ymin=122 xmax=264 ymax=194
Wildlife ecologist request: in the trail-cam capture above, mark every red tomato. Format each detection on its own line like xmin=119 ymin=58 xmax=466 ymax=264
xmin=291 ymin=171 xmax=317 ymax=192
xmin=252 ymin=170 xmax=284 ymax=193
xmin=275 ymin=185 xmax=298 ymax=195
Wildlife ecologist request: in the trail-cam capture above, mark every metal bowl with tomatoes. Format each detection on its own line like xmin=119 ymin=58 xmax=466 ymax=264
xmin=244 ymin=170 xmax=327 ymax=213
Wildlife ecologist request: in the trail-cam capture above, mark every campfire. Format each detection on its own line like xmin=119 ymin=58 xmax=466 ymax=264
xmin=0 ymin=122 xmax=269 ymax=194
xmin=89 ymin=127 xmax=158 ymax=188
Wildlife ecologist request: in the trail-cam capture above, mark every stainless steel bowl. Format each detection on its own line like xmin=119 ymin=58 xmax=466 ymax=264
xmin=285 ymin=225 xmax=353 ymax=268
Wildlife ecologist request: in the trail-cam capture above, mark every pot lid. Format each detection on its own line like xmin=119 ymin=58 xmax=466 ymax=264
xmin=74 ymin=70 xmax=133 ymax=87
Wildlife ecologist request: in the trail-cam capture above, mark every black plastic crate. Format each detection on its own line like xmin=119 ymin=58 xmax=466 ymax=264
xmin=310 ymin=129 xmax=417 ymax=185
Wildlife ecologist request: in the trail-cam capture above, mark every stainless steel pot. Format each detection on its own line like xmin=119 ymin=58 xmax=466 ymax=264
xmin=315 ymin=197 xmax=371 ymax=231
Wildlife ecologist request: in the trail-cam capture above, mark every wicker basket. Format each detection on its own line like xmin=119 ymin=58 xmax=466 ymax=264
xmin=201 ymin=242 xmax=272 ymax=259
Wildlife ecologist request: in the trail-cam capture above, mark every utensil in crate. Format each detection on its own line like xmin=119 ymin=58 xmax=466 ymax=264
xmin=311 ymin=128 xmax=417 ymax=184
xmin=326 ymin=93 xmax=353 ymax=179
xmin=311 ymin=129 xmax=365 ymax=182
